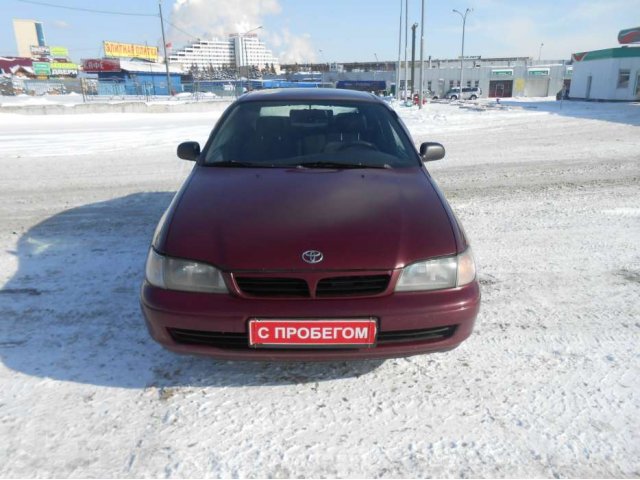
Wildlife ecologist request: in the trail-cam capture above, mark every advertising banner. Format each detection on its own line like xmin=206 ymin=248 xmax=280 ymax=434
xmin=50 ymin=62 xmax=78 ymax=75
xmin=30 ymin=45 xmax=51 ymax=57
xmin=618 ymin=27 xmax=640 ymax=44
xmin=82 ymin=58 xmax=121 ymax=72
xmin=50 ymin=46 xmax=70 ymax=58
xmin=491 ymin=69 xmax=513 ymax=77
xmin=33 ymin=62 xmax=51 ymax=76
xmin=528 ymin=68 xmax=550 ymax=76
xmin=103 ymin=41 xmax=158 ymax=61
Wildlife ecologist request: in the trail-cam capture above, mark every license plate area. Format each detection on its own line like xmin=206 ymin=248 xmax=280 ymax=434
xmin=248 ymin=318 xmax=377 ymax=348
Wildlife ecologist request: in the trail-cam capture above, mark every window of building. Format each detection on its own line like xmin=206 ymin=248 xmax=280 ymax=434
xmin=475 ymin=80 xmax=480 ymax=88
xmin=427 ymin=81 xmax=432 ymax=90
xmin=456 ymin=80 xmax=460 ymax=87
xmin=449 ymin=80 xmax=454 ymax=89
xmin=467 ymin=80 xmax=472 ymax=87
xmin=617 ymin=69 xmax=631 ymax=89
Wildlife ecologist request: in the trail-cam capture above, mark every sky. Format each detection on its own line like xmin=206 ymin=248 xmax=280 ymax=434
xmin=1 ymin=0 xmax=638 ymax=63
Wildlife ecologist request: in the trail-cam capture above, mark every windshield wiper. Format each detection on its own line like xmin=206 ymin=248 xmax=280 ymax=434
xmin=209 ymin=160 xmax=272 ymax=168
xmin=291 ymin=161 xmax=391 ymax=170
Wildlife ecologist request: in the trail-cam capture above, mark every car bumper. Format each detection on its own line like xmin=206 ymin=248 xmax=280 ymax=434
xmin=140 ymin=281 xmax=480 ymax=361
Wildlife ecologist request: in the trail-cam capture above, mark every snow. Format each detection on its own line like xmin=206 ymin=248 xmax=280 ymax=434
xmin=1 ymin=98 xmax=639 ymax=477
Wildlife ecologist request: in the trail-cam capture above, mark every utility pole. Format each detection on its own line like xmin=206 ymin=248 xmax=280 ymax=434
xmin=396 ymin=0 xmax=403 ymax=100
xmin=403 ymin=0 xmax=408 ymax=101
xmin=418 ymin=0 xmax=425 ymax=108
xmin=158 ymin=0 xmax=172 ymax=96
xmin=538 ymin=42 xmax=544 ymax=62
xmin=453 ymin=8 xmax=472 ymax=100
xmin=411 ymin=22 xmax=418 ymax=97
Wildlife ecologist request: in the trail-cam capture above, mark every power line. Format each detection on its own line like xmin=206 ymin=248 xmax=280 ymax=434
xmin=16 ymin=0 xmax=157 ymax=17
xmin=162 ymin=18 xmax=201 ymax=42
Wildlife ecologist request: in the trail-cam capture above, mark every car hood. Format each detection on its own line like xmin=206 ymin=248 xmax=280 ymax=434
xmin=162 ymin=166 xmax=456 ymax=271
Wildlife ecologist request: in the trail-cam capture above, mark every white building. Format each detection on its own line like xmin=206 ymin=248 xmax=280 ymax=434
xmin=169 ymin=34 xmax=279 ymax=72
xmin=570 ymin=47 xmax=640 ymax=101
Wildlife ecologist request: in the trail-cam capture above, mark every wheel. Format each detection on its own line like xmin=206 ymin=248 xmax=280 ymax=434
xmin=450 ymin=95 xmax=457 ymax=101
xmin=470 ymin=95 xmax=477 ymax=100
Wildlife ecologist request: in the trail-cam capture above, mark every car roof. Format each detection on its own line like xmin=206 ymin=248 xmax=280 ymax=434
xmin=236 ymin=88 xmax=383 ymax=104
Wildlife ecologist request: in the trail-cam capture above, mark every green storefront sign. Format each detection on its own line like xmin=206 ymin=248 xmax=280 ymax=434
xmin=33 ymin=62 xmax=51 ymax=76
xmin=492 ymin=69 xmax=513 ymax=76
xmin=50 ymin=62 xmax=78 ymax=75
xmin=50 ymin=46 xmax=69 ymax=58
xmin=528 ymin=68 xmax=550 ymax=76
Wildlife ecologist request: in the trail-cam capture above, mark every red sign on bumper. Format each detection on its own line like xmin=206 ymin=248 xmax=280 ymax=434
xmin=248 ymin=319 xmax=377 ymax=347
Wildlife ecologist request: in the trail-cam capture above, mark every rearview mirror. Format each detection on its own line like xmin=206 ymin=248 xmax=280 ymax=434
xmin=177 ymin=141 xmax=200 ymax=161
xmin=419 ymin=142 xmax=445 ymax=162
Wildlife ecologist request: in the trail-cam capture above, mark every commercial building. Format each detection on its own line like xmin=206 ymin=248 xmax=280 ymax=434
xmin=570 ymin=47 xmax=640 ymax=101
xmin=83 ymin=58 xmax=182 ymax=96
xmin=169 ymin=34 xmax=279 ymax=72
xmin=12 ymin=19 xmax=46 ymax=57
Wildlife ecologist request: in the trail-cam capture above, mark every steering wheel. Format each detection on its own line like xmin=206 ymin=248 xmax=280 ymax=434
xmin=335 ymin=140 xmax=379 ymax=152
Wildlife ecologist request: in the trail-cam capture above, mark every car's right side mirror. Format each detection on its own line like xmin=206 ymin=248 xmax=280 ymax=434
xmin=419 ymin=142 xmax=445 ymax=162
xmin=177 ymin=141 xmax=201 ymax=161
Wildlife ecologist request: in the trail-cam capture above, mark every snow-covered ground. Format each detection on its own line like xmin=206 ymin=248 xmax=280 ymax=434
xmin=0 ymin=98 xmax=638 ymax=477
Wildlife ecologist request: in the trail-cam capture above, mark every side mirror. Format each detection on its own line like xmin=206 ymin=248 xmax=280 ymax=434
xmin=419 ymin=142 xmax=445 ymax=162
xmin=177 ymin=141 xmax=200 ymax=161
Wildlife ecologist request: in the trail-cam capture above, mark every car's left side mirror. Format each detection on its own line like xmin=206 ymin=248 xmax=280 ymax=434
xmin=419 ymin=142 xmax=445 ymax=162
xmin=177 ymin=141 xmax=200 ymax=161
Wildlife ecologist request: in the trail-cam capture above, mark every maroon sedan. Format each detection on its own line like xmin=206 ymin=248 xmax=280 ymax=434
xmin=141 ymin=88 xmax=480 ymax=360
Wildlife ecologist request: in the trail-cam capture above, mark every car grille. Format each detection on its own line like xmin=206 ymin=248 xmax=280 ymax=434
xmin=167 ymin=325 xmax=456 ymax=350
xmin=235 ymin=274 xmax=390 ymax=298
xmin=235 ymin=277 xmax=310 ymax=297
xmin=316 ymin=275 xmax=390 ymax=297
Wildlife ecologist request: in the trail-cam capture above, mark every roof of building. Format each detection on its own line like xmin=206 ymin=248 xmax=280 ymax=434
xmin=119 ymin=59 xmax=183 ymax=74
xmin=572 ymin=46 xmax=640 ymax=62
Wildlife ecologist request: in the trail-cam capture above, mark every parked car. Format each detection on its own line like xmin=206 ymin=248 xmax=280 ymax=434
xmin=444 ymin=86 xmax=482 ymax=100
xmin=141 ymin=88 xmax=480 ymax=360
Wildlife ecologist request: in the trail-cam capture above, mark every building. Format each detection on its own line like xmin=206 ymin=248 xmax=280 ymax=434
xmin=83 ymin=58 xmax=182 ymax=96
xmin=312 ymin=57 xmax=570 ymax=98
xmin=169 ymin=34 xmax=279 ymax=73
xmin=13 ymin=19 xmax=46 ymax=57
xmin=570 ymin=47 xmax=640 ymax=101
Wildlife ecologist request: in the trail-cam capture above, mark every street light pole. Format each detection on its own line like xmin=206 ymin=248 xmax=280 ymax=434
xmin=453 ymin=8 xmax=472 ymax=100
xmin=396 ymin=0 xmax=403 ymax=100
xmin=240 ymin=25 xmax=262 ymax=90
xmin=538 ymin=42 xmax=544 ymax=62
xmin=403 ymin=0 xmax=409 ymax=102
xmin=418 ymin=0 xmax=425 ymax=109
xmin=158 ymin=0 xmax=172 ymax=96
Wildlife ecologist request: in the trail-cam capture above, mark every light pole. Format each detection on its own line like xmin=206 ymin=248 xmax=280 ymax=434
xmin=418 ymin=0 xmax=425 ymax=108
xmin=403 ymin=0 xmax=409 ymax=101
xmin=396 ymin=0 xmax=403 ymax=100
xmin=538 ymin=42 xmax=544 ymax=62
xmin=158 ymin=0 xmax=172 ymax=96
xmin=241 ymin=25 xmax=262 ymax=86
xmin=373 ymin=53 xmax=379 ymax=83
xmin=453 ymin=8 xmax=472 ymax=100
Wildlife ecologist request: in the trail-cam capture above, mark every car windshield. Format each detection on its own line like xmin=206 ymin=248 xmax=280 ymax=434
xmin=203 ymin=100 xmax=419 ymax=169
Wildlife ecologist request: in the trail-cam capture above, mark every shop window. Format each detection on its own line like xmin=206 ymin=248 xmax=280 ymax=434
xmin=617 ymin=69 xmax=630 ymax=88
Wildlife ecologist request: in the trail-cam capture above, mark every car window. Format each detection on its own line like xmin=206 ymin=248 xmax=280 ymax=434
xmin=204 ymin=101 xmax=419 ymax=168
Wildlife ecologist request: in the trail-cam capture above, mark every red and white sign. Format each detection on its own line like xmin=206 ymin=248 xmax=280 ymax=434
xmin=82 ymin=58 xmax=121 ymax=73
xmin=249 ymin=319 xmax=377 ymax=347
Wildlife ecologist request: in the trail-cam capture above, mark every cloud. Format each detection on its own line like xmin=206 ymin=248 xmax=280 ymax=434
xmin=50 ymin=20 xmax=70 ymax=29
xmin=265 ymin=29 xmax=317 ymax=64
xmin=169 ymin=0 xmax=315 ymax=64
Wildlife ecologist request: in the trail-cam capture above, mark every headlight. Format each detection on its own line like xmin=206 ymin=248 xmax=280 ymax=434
xmin=145 ymin=249 xmax=228 ymax=293
xmin=395 ymin=248 xmax=476 ymax=292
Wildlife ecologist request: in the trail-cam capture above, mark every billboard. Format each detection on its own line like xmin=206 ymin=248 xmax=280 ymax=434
xmin=30 ymin=45 xmax=50 ymax=57
xmin=50 ymin=46 xmax=69 ymax=58
xmin=618 ymin=27 xmax=640 ymax=44
xmin=33 ymin=61 xmax=51 ymax=76
xmin=50 ymin=62 xmax=78 ymax=75
xmin=103 ymin=41 xmax=158 ymax=61
xmin=82 ymin=58 xmax=121 ymax=73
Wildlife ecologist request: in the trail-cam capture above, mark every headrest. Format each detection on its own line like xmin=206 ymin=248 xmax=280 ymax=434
xmin=333 ymin=112 xmax=367 ymax=133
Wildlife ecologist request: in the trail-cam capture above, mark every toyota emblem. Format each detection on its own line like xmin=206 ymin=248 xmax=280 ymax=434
xmin=302 ymin=250 xmax=324 ymax=264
